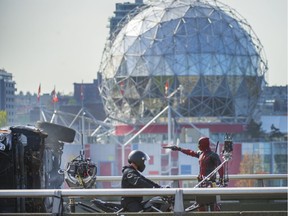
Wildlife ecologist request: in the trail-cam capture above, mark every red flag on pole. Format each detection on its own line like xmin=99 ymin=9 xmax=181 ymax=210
xmin=52 ymin=86 xmax=59 ymax=103
xmin=37 ymin=83 xmax=41 ymax=102
xmin=165 ymin=80 xmax=169 ymax=95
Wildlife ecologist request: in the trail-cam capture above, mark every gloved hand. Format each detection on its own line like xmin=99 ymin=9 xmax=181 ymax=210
xmin=170 ymin=146 xmax=181 ymax=151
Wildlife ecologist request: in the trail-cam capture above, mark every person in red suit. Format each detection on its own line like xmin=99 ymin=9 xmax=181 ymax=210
xmin=170 ymin=136 xmax=224 ymax=211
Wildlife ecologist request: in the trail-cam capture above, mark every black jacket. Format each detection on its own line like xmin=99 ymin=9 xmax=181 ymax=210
xmin=121 ymin=165 xmax=161 ymax=206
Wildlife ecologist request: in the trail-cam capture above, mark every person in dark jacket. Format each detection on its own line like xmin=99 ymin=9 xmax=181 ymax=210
xmin=121 ymin=150 xmax=161 ymax=212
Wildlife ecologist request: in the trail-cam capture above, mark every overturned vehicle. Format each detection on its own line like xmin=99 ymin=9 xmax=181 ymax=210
xmin=0 ymin=122 xmax=76 ymax=213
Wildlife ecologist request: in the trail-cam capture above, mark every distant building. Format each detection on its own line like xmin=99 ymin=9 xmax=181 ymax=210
xmin=259 ymin=85 xmax=288 ymax=115
xmin=109 ymin=0 xmax=144 ymax=38
xmin=0 ymin=69 xmax=16 ymax=125
xmin=73 ymin=79 xmax=106 ymax=121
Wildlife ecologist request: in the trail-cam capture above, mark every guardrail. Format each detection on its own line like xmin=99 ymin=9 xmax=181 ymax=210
xmin=96 ymin=173 xmax=287 ymax=181
xmin=96 ymin=174 xmax=287 ymax=187
xmin=0 ymin=174 xmax=287 ymax=215
xmin=0 ymin=187 xmax=287 ymax=214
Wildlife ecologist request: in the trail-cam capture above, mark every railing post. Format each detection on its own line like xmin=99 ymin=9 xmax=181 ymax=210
xmin=52 ymin=190 xmax=63 ymax=215
xmin=172 ymin=179 xmax=180 ymax=188
xmin=174 ymin=189 xmax=184 ymax=214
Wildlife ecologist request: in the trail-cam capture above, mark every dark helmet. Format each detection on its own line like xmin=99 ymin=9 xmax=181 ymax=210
xmin=128 ymin=150 xmax=149 ymax=172
xmin=198 ymin=137 xmax=210 ymax=151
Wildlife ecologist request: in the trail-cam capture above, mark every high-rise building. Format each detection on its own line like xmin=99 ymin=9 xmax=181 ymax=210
xmin=109 ymin=0 xmax=144 ymax=38
xmin=0 ymin=69 xmax=16 ymax=125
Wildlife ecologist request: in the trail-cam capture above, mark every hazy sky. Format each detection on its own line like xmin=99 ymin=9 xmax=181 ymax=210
xmin=0 ymin=0 xmax=287 ymax=94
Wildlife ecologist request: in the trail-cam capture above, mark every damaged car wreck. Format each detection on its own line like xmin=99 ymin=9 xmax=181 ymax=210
xmin=0 ymin=122 xmax=76 ymax=213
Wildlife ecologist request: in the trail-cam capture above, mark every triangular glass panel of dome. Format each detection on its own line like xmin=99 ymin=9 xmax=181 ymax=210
xmin=113 ymin=55 xmax=127 ymax=75
xmin=250 ymin=55 xmax=260 ymax=70
xmin=125 ymin=98 xmax=140 ymax=108
xmin=177 ymin=76 xmax=199 ymax=95
xmin=125 ymin=55 xmax=144 ymax=76
xmin=208 ymin=9 xmax=221 ymax=20
xmin=145 ymin=6 xmax=165 ymax=23
xmin=123 ymin=79 xmax=140 ymax=99
xmin=114 ymin=59 xmax=127 ymax=77
xmin=190 ymin=76 xmax=211 ymax=96
xmin=131 ymin=76 xmax=150 ymax=97
xmin=245 ymin=76 xmax=261 ymax=97
xmin=226 ymin=76 xmax=242 ymax=96
xmin=138 ymin=37 xmax=152 ymax=54
xmin=184 ymin=6 xmax=202 ymax=18
xmin=223 ymin=37 xmax=237 ymax=54
xmin=228 ymin=56 xmax=242 ymax=75
xmin=154 ymin=37 xmax=174 ymax=55
xmin=211 ymin=19 xmax=226 ymax=35
xmin=174 ymin=36 xmax=187 ymax=53
xmin=142 ymin=78 xmax=158 ymax=98
xmin=155 ymin=19 xmax=179 ymax=39
xmin=149 ymin=76 xmax=169 ymax=97
xmin=143 ymin=98 xmax=163 ymax=113
xmin=141 ymin=20 xmax=158 ymax=40
xmin=216 ymin=55 xmax=229 ymax=74
xmin=123 ymin=35 xmax=138 ymax=52
xmin=172 ymin=54 xmax=187 ymax=75
xmin=153 ymin=56 xmax=174 ymax=76
xmin=198 ymin=7 xmax=214 ymax=17
xmin=141 ymin=25 xmax=158 ymax=40
xmin=204 ymin=76 xmax=223 ymax=95
xmin=112 ymin=97 xmax=124 ymax=110
xmin=214 ymin=77 xmax=232 ymax=97
xmin=174 ymin=20 xmax=187 ymax=36
xmin=126 ymin=19 xmax=144 ymax=37
xmin=209 ymin=54 xmax=223 ymax=75
xmin=131 ymin=57 xmax=150 ymax=77
xmin=235 ymin=79 xmax=249 ymax=97
xmin=126 ymin=37 xmax=144 ymax=55
xmin=169 ymin=5 xmax=188 ymax=19
xmin=186 ymin=35 xmax=200 ymax=52
xmin=202 ymin=23 xmax=214 ymax=37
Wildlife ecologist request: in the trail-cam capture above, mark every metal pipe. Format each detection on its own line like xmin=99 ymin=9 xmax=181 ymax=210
xmin=94 ymin=174 xmax=288 ymax=182
xmin=0 ymin=187 xmax=286 ymax=198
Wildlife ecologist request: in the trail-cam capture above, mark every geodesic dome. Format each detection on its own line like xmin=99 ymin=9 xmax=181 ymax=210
xmin=99 ymin=0 xmax=267 ymax=123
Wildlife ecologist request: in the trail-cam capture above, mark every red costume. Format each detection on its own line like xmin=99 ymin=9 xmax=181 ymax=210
xmin=180 ymin=137 xmax=223 ymax=182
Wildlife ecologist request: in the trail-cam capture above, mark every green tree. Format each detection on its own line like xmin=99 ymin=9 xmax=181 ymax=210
xmin=0 ymin=111 xmax=7 ymax=127
xmin=245 ymin=119 xmax=264 ymax=140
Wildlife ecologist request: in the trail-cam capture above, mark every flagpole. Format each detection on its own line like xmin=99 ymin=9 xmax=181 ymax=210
xmin=38 ymin=83 xmax=42 ymax=121
xmin=81 ymin=81 xmax=86 ymax=147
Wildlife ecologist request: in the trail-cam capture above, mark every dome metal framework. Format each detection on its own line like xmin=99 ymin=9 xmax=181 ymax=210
xmin=99 ymin=0 xmax=267 ymax=123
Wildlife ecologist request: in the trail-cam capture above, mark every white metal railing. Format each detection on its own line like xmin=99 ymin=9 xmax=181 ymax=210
xmin=0 ymin=187 xmax=287 ymax=214
xmin=0 ymin=174 xmax=286 ymax=214
xmin=97 ymin=174 xmax=287 ymax=188
xmin=0 ymin=187 xmax=286 ymax=198
xmin=95 ymin=174 xmax=287 ymax=182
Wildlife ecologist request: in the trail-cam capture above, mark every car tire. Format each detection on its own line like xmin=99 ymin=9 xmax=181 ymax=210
xmin=36 ymin=121 xmax=76 ymax=143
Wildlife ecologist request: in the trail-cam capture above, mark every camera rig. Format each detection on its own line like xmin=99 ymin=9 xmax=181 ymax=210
xmin=59 ymin=150 xmax=97 ymax=189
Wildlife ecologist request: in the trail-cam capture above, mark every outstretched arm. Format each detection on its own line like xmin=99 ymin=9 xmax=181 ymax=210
xmin=180 ymin=148 xmax=199 ymax=158
xmin=167 ymin=146 xmax=199 ymax=158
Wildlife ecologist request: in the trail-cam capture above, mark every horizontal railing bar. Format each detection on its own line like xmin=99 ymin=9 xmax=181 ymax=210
xmin=95 ymin=174 xmax=288 ymax=181
xmin=0 ymin=187 xmax=286 ymax=198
